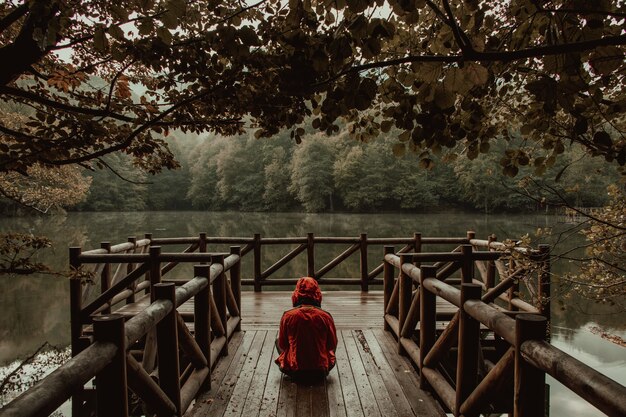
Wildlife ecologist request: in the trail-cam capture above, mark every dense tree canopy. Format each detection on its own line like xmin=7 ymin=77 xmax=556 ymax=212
xmin=1 ymin=0 xmax=625 ymax=177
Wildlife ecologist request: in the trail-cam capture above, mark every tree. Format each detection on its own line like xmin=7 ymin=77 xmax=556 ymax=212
xmin=290 ymin=134 xmax=336 ymax=212
xmin=1 ymin=0 xmax=625 ymax=179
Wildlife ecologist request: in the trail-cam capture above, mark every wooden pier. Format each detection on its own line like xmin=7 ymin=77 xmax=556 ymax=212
xmin=1 ymin=232 xmax=625 ymax=417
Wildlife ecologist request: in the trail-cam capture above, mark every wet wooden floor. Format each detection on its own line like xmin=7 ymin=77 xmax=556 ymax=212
xmin=186 ymin=328 xmax=446 ymax=417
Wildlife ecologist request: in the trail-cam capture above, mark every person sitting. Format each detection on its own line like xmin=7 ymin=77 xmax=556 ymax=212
xmin=275 ymin=277 xmax=338 ymax=381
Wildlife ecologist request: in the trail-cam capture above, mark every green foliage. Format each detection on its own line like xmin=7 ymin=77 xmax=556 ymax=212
xmin=289 ymin=134 xmax=337 ymax=212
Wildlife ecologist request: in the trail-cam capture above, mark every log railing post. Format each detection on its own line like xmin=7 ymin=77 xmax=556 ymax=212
xmin=199 ymin=232 xmax=207 ymax=264
xmin=69 ymin=247 xmax=83 ymax=357
xmin=538 ymin=244 xmax=551 ymax=320
xmin=419 ymin=266 xmax=437 ymax=389
xmin=360 ymin=233 xmax=368 ymax=292
xmin=455 ymin=283 xmax=482 ymax=416
xmin=508 ymin=257 xmax=519 ymax=312
xmin=398 ymin=253 xmax=412 ymax=354
xmin=194 ymin=265 xmax=211 ymax=390
xmin=154 ymin=283 xmax=182 ymax=416
xmin=461 ymin=244 xmax=474 ymax=284
xmin=100 ymin=242 xmax=112 ymax=313
xmin=413 ymin=232 xmax=422 ymax=266
xmin=149 ymin=246 xmax=162 ymax=302
xmin=253 ymin=233 xmax=262 ymax=292
xmin=93 ymin=314 xmax=128 ymax=417
xmin=230 ymin=246 xmax=242 ymax=331
xmin=127 ymin=237 xmax=137 ymax=304
xmin=143 ymin=233 xmax=152 ymax=294
xmin=383 ymin=246 xmax=395 ymax=331
xmin=307 ymin=232 xmax=315 ymax=279
xmin=213 ymin=254 xmax=228 ymax=354
xmin=69 ymin=246 xmax=84 ymax=417
xmin=486 ymin=235 xmax=497 ymax=290
xmin=514 ymin=314 xmax=548 ymax=417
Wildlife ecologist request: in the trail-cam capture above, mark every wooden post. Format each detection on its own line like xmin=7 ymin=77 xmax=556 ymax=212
xmin=194 ymin=265 xmax=211 ymax=390
xmin=419 ymin=266 xmax=437 ymax=389
xmin=398 ymin=254 xmax=412 ymax=354
xmin=100 ymin=242 xmax=112 ymax=313
xmin=144 ymin=233 xmax=153 ymax=294
xmin=413 ymin=232 xmax=422 ymax=267
xmin=360 ymin=233 xmax=368 ymax=292
xmin=154 ymin=283 xmax=182 ymax=416
xmin=69 ymin=247 xmax=83 ymax=357
xmin=93 ymin=314 xmax=128 ymax=417
xmin=514 ymin=314 xmax=548 ymax=417
xmin=127 ymin=237 xmax=137 ymax=304
xmin=461 ymin=244 xmax=474 ymax=284
xmin=213 ymin=254 xmax=228 ymax=354
xmin=69 ymin=246 xmax=84 ymax=417
xmin=307 ymin=232 xmax=315 ymax=279
xmin=199 ymin=233 xmax=207 ymax=264
xmin=466 ymin=230 xmax=475 ymax=243
xmin=509 ymin=257 xmax=519 ymax=312
xmin=455 ymin=283 xmax=482 ymax=416
xmin=486 ymin=235 xmax=497 ymax=290
xmin=230 ymin=246 xmax=242 ymax=331
xmin=538 ymin=244 xmax=551 ymax=320
xmin=383 ymin=246 xmax=395 ymax=331
xmin=253 ymin=233 xmax=262 ymax=292
xmin=149 ymin=246 xmax=162 ymax=302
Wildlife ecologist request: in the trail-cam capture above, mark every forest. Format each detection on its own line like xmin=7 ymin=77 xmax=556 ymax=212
xmin=64 ymin=127 xmax=618 ymax=214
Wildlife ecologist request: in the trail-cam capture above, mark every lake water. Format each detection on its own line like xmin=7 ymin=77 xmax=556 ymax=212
xmin=1 ymin=211 xmax=625 ymax=416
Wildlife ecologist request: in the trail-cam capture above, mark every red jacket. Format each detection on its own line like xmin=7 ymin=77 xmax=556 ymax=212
xmin=275 ymin=277 xmax=338 ymax=373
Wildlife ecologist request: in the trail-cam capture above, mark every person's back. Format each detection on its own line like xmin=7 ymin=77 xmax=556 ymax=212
xmin=275 ymin=277 xmax=337 ymax=380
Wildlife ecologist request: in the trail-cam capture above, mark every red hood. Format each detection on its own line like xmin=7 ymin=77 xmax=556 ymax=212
xmin=291 ymin=277 xmax=322 ymax=306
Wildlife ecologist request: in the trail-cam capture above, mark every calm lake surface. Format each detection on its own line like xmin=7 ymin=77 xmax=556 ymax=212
xmin=1 ymin=211 xmax=625 ymax=416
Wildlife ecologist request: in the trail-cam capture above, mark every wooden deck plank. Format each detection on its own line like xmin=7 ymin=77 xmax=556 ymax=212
xmin=241 ymin=330 xmax=278 ymax=417
xmin=335 ymin=331 xmax=364 ymax=417
xmin=351 ymin=330 xmax=399 ymax=417
xmin=372 ymin=329 xmax=446 ymax=417
xmin=295 ymin=383 xmax=312 ymax=417
xmin=359 ymin=330 xmax=415 ymax=417
xmin=191 ymin=330 xmax=257 ymax=417
xmin=277 ymin=374 xmax=297 ymax=417
xmin=258 ymin=337 xmax=283 ymax=417
xmin=223 ymin=331 xmax=268 ymax=417
xmin=326 ymin=355 xmax=347 ymax=417
xmin=310 ymin=378 xmax=329 ymax=417
xmin=342 ymin=330 xmax=381 ymax=417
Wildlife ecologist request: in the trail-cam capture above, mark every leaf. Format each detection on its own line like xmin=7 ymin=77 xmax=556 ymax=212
xmin=239 ymin=26 xmax=260 ymax=46
xmin=381 ymin=120 xmax=393 ymax=133
xmin=434 ymin=86 xmax=455 ymax=109
xmin=413 ymin=62 xmax=442 ymax=83
xmin=157 ymin=27 xmax=172 ymax=45
xmin=464 ymin=62 xmax=489 ymax=86
xmin=443 ymin=68 xmax=471 ymax=93
xmin=419 ymin=158 xmax=433 ymax=170
xmin=392 ymin=143 xmax=406 ymax=157
xmin=590 ymin=46 xmax=624 ymax=76
xmin=108 ymin=25 xmax=125 ymax=41
xmin=593 ymin=131 xmax=613 ymax=148
xmin=93 ymin=27 xmax=108 ymax=52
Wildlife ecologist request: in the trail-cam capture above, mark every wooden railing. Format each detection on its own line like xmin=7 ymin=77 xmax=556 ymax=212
xmin=1 ymin=252 xmax=242 ymax=417
xmin=383 ymin=249 xmax=626 ymax=416
xmin=147 ymin=232 xmax=477 ymax=291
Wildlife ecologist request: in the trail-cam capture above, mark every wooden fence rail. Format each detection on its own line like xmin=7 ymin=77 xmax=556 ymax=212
xmin=143 ymin=232 xmax=473 ymax=292
xmin=383 ymin=250 xmax=626 ymax=417
xmin=0 ymin=252 xmax=242 ymax=417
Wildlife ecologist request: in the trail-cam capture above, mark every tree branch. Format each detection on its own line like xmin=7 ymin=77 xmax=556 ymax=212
xmin=346 ymin=34 xmax=626 ymax=75
xmin=0 ymin=85 xmax=135 ymax=122
xmin=0 ymin=3 xmax=28 ymax=34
